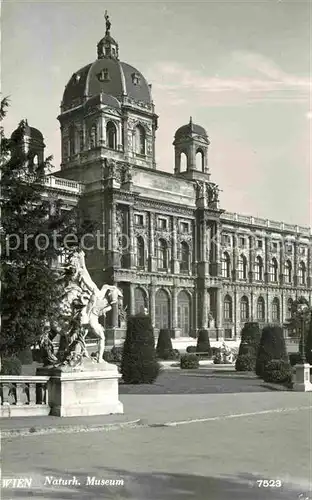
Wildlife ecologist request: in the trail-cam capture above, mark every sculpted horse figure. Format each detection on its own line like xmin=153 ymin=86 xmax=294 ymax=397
xmin=42 ymin=250 xmax=122 ymax=366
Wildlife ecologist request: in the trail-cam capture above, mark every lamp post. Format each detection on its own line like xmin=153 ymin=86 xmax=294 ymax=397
xmin=298 ymin=303 xmax=308 ymax=364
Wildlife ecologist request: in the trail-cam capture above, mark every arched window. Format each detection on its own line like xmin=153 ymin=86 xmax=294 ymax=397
xmin=68 ymin=126 xmax=77 ymax=156
xmin=238 ymin=254 xmax=248 ymax=280
xmin=136 ymin=236 xmax=145 ymax=268
xmin=196 ymin=149 xmax=204 ymax=171
xmin=287 ymin=297 xmax=293 ymax=317
xmin=224 ymin=295 xmax=233 ymax=321
xmin=284 ymin=260 xmax=292 ymax=284
xmin=134 ymin=287 xmax=147 ymax=315
xmin=157 ymin=239 xmax=168 ymax=270
xmin=255 ymin=256 xmax=263 ymax=281
xmin=221 ymin=252 xmax=231 ymax=278
xmin=272 ymin=297 xmax=280 ymax=322
xmin=106 ymin=121 xmax=117 ymax=149
xmin=89 ymin=124 xmax=97 ymax=149
xmin=180 ymin=241 xmax=189 ymax=273
xmin=180 ymin=152 xmax=187 ymax=172
xmin=178 ymin=290 xmax=191 ymax=336
xmin=32 ymin=154 xmax=39 ymax=167
xmin=240 ymin=296 xmax=249 ymax=322
xmin=257 ymin=296 xmax=265 ymax=321
xmin=298 ymin=261 xmax=306 ymax=285
xmin=134 ymin=125 xmax=145 ymax=155
xmin=270 ymin=258 xmax=278 ymax=282
xmin=155 ymin=289 xmax=170 ymax=329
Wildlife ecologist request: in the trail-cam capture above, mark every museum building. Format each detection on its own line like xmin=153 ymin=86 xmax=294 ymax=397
xmin=14 ymin=15 xmax=312 ymax=343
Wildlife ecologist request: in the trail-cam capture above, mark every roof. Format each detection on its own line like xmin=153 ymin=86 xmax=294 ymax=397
xmin=11 ymin=123 xmax=43 ymax=142
xmin=62 ymin=58 xmax=152 ymax=108
xmin=175 ymin=122 xmax=208 ymax=139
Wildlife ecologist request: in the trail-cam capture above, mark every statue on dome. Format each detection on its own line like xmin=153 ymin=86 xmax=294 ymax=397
xmin=104 ymin=10 xmax=111 ymax=34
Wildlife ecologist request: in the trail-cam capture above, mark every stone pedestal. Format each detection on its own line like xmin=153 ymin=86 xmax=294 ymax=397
xmin=293 ymin=364 xmax=312 ymax=392
xmin=36 ymin=361 xmax=123 ymax=417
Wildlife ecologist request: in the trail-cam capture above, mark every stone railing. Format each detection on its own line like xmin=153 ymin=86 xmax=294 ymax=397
xmin=222 ymin=212 xmax=311 ymax=236
xmin=44 ymin=176 xmax=83 ymax=194
xmin=0 ymin=375 xmax=50 ymax=417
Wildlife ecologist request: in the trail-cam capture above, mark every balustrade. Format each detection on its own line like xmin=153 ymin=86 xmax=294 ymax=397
xmin=0 ymin=376 xmax=50 ymax=417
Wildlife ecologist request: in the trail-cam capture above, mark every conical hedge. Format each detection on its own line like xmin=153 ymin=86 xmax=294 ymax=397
xmin=156 ymin=329 xmax=173 ymax=360
xmin=196 ymin=329 xmax=211 ymax=357
xmin=255 ymin=325 xmax=288 ymax=378
xmin=120 ymin=314 xmax=160 ymax=384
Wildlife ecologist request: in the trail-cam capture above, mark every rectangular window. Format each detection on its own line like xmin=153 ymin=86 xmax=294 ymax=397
xmin=134 ymin=214 xmax=144 ymax=226
xmin=272 ymin=242 xmax=278 ymax=250
xmin=257 ymin=240 xmax=263 ymax=249
xmin=239 ymin=237 xmax=245 ymax=248
xmin=181 ymin=222 xmax=189 ymax=233
xmin=158 ymin=218 xmax=167 ymax=230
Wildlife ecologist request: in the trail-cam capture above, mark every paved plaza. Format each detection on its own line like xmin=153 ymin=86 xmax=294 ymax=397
xmin=2 ymin=372 xmax=312 ymax=500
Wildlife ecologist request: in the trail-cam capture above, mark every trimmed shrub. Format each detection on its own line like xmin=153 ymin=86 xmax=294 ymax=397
xmin=238 ymin=322 xmax=261 ymax=357
xmin=0 ymin=355 xmax=22 ymax=375
xmin=213 ymin=349 xmax=222 ymax=364
xmin=156 ymin=329 xmax=173 ymax=360
xmin=120 ymin=314 xmax=160 ymax=384
xmin=111 ymin=346 xmax=123 ymax=363
xmin=196 ymin=329 xmax=211 ymax=357
xmin=186 ymin=345 xmax=196 ymax=354
xmin=262 ymin=359 xmax=292 ymax=384
xmin=171 ymin=349 xmax=181 ymax=360
xmin=256 ymin=325 xmax=288 ymax=378
xmin=235 ymin=354 xmax=255 ymax=372
xmin=103 ymin=350 xmax=115 ymax=363
xmin=180 ymin=354 xmax=199 ymax=369
xmin=289 ymin=352 xmax=303 ymax=366
xmin=17 ymin=348 xmax=33 ymax=365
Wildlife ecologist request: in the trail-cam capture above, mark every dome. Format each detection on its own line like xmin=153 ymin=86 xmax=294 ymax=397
xmin=175 ymin=119 xmax=207 ymax=140
xmin=61 ymin=13 xmax=153 ymax=109
xmin=62 ymin=58 xmax=152 ymax=108
xmin=11 ymin=121 xmax=43 ymax=142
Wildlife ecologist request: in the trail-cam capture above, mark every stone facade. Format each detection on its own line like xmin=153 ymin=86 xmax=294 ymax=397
xmin=18 ymin=16 xmax=312 ymax=342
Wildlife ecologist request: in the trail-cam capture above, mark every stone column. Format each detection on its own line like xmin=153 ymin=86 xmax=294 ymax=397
xmin=215 ymin=223 xmax=221 ymax=275
xmin=172 ymin=286 xmax=178 ymax=335
xmin=172 ymin=217 xmax=179 ymax=274
xmin=100 ymin=113 xmax=106 ymax=147
xmin=149 ymin=284 xmax=156 ymax=327
xmin=249 ymin=234 xmax=255 ymax=283
xmin=129 ymin=283 xmax=135 ymax=315
xmin=123 ymin=115 xmax=128 ymax=156
xmin=232 ymin=232 xmax=238 ymax=281
xmin=128 ymin=206 xmax=135 ymax=268
xmin=201 ymin=288 xmax=209 ymax=329
xmin=111 ymin=302 xmax=118 ymax=328
xmin=216 ymin=288 xmax=222 ymax=327
xmin=149 ymin=212 xmax=156 ymax=272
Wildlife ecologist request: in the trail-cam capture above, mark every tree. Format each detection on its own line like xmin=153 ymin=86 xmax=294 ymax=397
xmin=303 ymin=311 xmax=312 ymax=364
xmin=0 ymin=101 xmax=95 ymax=357
xmin=255 ymin=325 xmax=288 ymax=378
xmin=121 ymin=314 xmax=160 ymax=384
xmin=284 ymin=297 xmax=310 ymax=338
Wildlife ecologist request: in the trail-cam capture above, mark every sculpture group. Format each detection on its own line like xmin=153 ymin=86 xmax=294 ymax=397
xmin=40 ymin=250 xmax=123 ymax=368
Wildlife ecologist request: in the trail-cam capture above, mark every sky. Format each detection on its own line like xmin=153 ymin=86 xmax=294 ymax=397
xmin=2 ymin=0 xmax=311 ymax=227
